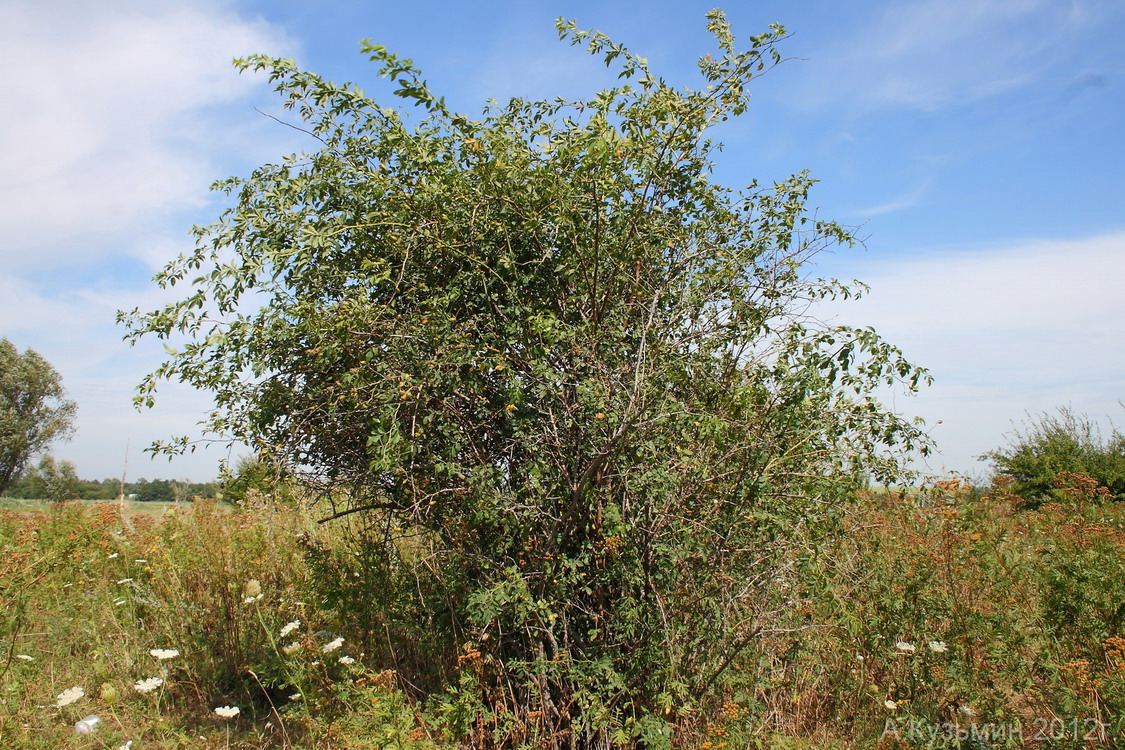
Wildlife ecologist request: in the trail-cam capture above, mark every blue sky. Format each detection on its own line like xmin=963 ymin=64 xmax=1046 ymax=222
xmin=2 ymin=0 xmax=1123 ymax=482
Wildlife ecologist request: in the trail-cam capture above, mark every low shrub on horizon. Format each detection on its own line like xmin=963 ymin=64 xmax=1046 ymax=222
xmin=982 ymin=406 xmax=1125 ymax=507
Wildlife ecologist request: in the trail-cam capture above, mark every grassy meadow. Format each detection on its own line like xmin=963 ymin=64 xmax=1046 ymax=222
xmin=2 ymin=488 xmax=1124 ymax=748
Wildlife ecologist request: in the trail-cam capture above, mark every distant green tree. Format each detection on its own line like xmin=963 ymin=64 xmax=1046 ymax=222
xmin=132 ymin=478 xmax=175 ymax=503
xmin=983 ymin=406 xmax=1125 ymax=506
xmin=0 ymin=339 xmax=77 ymax=493
xmin=75 ymin=478 xmax=119 ymax=501
xmin=10 ymin=454 xmax=81 ymax=502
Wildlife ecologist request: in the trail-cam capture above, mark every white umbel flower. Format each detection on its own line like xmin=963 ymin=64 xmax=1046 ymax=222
xmin=133 ymin=677 xmax=164 ymax=693
xmin=214 ymin=705 xmax=240 ymax=718
xmin=56 ymin=686 xmax=85 ymax=707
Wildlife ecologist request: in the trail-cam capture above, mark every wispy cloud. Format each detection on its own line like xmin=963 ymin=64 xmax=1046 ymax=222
xmin=854 ymin=179 xmax=932 ymax=217
xmin=794 ymin=0 xmax=1119 ymax=112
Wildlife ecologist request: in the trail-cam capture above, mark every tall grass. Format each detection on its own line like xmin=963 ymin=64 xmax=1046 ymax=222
xmin=722 ymin=486 xmax=1125 ymax=748
xmin=2 ymin=489 xmax=1123 ymax=748
xmin=0 ymin=497 xmax=434 ymax=748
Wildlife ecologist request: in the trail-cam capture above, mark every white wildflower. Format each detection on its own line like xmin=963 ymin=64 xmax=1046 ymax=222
xmin=884 ymin=699 xmax=897 ymax=710
xmin=281 ymin=641 xmax=302 ymax=656
xmin=338 ymin=656 xmax=355 ymax=665
xmin=928 ymin=640 xmax=948 ymax=653
xmin=895 ymin=641 xmax=916 ymax=654
xmin=15 ymin=654 xmax=33 ymax=661
xmin=149 ymin=648 xmax=179 ymax=660
xmin=280 ymin=620 xmax=301 ymax=638
xmin=56 ymin=686 xmax=85 ymax=707
xmin=214 ymin=705 xmax=240 ymax=719
xmin=289 ymin=693 xmax=302 ymax=701
xmin=117 ymin=578 xmax=134 ymax=584
xmin=107 ymin=553 xmax=119 ymax=559
xmin=133 ymin=677 xmax=164 ymax=693
xmin=321 ymin=637 xmax=344 ymax=653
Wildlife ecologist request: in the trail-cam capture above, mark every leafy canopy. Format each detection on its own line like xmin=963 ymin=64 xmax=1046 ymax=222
xmin=0 ymin=339 xmax=77 ymax=493
xmin=122 ymin=11 xmax=930 ymax=745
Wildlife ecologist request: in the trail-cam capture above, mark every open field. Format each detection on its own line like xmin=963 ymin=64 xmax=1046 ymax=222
xmin=0 ymin=498 xmax=183 ymax=516
xmin=2 ymin=492 xmax=1124 ymax=748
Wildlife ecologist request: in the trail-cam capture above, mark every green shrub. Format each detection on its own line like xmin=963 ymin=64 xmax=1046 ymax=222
xmin=982 ymin=407 xmax=1125 ymax=506
xmin=220 ymin=455 xmax=295 ymax=505
xmin=122 ymin=11 xmax=932 ymax=745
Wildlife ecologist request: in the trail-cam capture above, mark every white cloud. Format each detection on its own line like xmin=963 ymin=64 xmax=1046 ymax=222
xmin=0 ymin=0 xmax=301 ymax=480
xmin=825 ymin=232 xmax=1125 ymax=477
xmin=0 ymin=0 xmax=296 ymax=269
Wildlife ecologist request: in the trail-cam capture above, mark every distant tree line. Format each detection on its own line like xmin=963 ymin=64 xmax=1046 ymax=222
xmin=0 ymin=454 xmax=217 ymax=502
